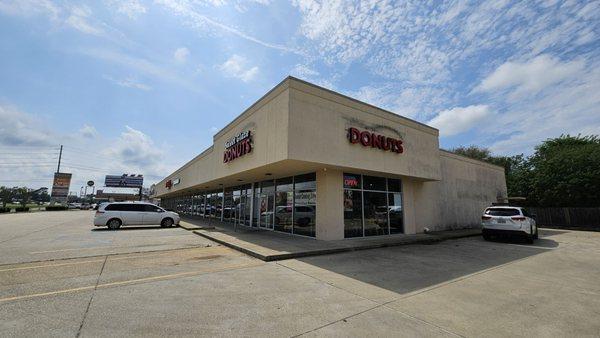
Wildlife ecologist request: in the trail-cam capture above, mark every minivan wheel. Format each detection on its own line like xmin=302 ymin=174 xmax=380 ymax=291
xmin=107 ymin=218 xmax=121 ymax=230
xmin=161 ymin=218 xmax=174 ymax=227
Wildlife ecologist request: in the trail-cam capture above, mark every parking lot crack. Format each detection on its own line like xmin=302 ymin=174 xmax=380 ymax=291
xmin=76 ymin=255 xmax=108 ymax=338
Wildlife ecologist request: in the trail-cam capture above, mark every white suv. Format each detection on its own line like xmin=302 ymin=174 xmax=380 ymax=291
xmin=481 ymin=206 xmax=538 ymax=243
xmin=94 ymin=202 xmax=180 ymax=230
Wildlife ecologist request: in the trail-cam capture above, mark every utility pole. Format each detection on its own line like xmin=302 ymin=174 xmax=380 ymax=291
xmin=56 ymin=145 xmax=63 ymax=173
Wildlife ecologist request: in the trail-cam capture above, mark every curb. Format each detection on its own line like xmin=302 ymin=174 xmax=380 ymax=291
xmin=191 ymin=229 xmax=479 ymax=262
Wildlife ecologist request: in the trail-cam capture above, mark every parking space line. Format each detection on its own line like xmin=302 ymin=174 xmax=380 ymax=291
xmin=0 ymin=261 xmax=263 ymax=303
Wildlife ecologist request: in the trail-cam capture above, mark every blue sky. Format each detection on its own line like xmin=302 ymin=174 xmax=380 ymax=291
xmin=0 ymin=0 xmax=598 ymax=190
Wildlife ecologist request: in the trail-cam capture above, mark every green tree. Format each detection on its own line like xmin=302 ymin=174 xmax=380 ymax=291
xmin=451 ymin=134 xmax=600 ymax=207
xmin=528 ymin=135 xmax=600 ymax=207
xmin=16 ymin=187 xmax=31 ymax=207
xmin=0 ymin=187 xmax=14 ymax=208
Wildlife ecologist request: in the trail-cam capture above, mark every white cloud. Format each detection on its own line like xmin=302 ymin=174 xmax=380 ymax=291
xmin=103 ymin=75 xmax=152 ymax=91
xmin=349 ymin=84 xmax=451 ymax=120
xmin=486 ymin=64 xmax=600 ymax=154
xmin=107 ymin=0 xmax=147 ymax=19
xmin=173 ymin=47 xmax=190 ymax=63
xmin=475 ymin=54 xmax=585 ymax=95
xmin=155 ymin=0 xmax=304 ymax=55
xmin=65 ymin=5 xmax=104 ymax=36
xmin=81 ymin=48 xmax=200 ymax=92
xmin=292 ymin=1 xmax=597 ymax=85
xmin=0 ymin=103 xmax=173 ymax=189
xmin=0 ymin=104 xmax=54 ymax=146
xmin=78 ymin=124 xmax=98 ymax=139
xmin=218 ymin=55 xmax=259 ymax=82
xmin=428 ymin=105 xmax=491 ymax=136
xmin=0 ymin=0 xmax=60 ymax=21
xmin=104 ymin=126 xmax=167 ymax=177
xmin=290 ymin=64 xmax=319 ymax=79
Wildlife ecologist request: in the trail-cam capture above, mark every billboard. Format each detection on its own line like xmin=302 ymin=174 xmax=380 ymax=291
xmin=105 ymin=174 xmax=144 ymax=188
xmin=51 ymin=172 xmax=72 ymax=202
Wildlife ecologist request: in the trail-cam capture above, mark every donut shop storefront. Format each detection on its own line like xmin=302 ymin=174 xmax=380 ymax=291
xmin=153 ymin=77 xmax=507 ymax=241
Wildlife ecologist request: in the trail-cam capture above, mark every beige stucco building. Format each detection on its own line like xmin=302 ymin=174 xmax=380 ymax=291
xmin=153 ymin=77 xmax=507 ymax=240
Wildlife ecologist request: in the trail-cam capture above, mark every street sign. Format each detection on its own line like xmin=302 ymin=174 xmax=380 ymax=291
xmin=87 ymin=180 xmax=94 ymax=187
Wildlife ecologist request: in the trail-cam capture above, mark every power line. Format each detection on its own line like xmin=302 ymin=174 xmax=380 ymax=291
xmin=0 ymin=152 xmax=59 ymax=155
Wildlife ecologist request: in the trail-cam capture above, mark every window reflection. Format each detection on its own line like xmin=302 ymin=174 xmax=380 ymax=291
xmin=343 ymin=173 xmax=403 ymax=238
xmin=344 ymin=189 xmax=363 ymax=238
xmin=363 ymin=191 xmax=388 ymax=236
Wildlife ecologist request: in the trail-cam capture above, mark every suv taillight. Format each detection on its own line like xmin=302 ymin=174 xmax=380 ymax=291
xmin=482 ymin=215 xmax=492 ymax=220
xmin=511 ymin=216 xmax=526 ymax=221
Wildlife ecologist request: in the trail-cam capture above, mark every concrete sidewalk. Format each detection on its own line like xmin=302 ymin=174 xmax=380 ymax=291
xmin=182 ymin=217 xmax=481 ymax=261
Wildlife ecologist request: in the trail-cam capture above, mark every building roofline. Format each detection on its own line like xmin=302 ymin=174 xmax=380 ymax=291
xmin=439 ymin=149 xmax=505 ymax=171
xmin=286 ymin=76 xmax=439 ymax=134
xmin=155 ymin=76 xmax=441 ymax=186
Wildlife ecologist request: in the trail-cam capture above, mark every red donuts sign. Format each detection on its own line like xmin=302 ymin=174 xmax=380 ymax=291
xmin=347 ymin=127 xmax=404 ymax=154
xmin=223 ymin=130 xmax=253 ymax=163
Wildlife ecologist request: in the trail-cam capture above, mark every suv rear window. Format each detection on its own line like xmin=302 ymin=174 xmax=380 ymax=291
xmin=485 ymin=208 xmax=521 ymax=216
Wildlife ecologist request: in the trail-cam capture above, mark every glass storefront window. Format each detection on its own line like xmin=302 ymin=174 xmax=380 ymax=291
xmin=276 ymin=177 xmax=293 ymax=192
xmin=223 ymin=191 xmax=233 ymax=222
xmin=274 ymin=191 xmax=293 ymax=233
xmin=294 ymin=173 xmax=316 ymax=190
xmin=344 ymin=189 xmax=363 ymax=238
xmin=260 ymin=180 xmax=275 ymax=194
xmin=160 ymin=173 xmax=317 ymax=237
xmin=294 ymin=190 xmax=316 ymax=237
xmin=343 ymin=174 xmax=403 ymax=238
xmin=387 ymin=179 xmax=401 ymax=192
xmin=363 ymin=175 xmax=386 ymax=191
xmin=343 ymin=173 xmax=361 ymax=189
xmin=363 ymin=191 xmax=388 ymax=236
xmin=388 ymin=193 xmax=403 ymax=234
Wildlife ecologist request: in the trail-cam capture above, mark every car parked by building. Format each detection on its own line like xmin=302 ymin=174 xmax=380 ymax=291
xmin=94 ymin=202 xmax=180 ymax=230
xmin=481 ymin=206 xmax=538 ymax=243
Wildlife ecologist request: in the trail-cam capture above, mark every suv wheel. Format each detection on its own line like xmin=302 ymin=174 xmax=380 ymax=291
xmin=107 ymin=218 xmax=121 ymax=230
xmin=161 ymin=218 xmax=174 ymax=227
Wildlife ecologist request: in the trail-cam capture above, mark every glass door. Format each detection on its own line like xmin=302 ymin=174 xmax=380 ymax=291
xmin=259 ymin=193 xmax=274 ymax=229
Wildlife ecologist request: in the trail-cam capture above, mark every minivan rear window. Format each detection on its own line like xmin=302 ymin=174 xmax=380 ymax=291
xmin=485 ymin=208 xmax=520 ymax=216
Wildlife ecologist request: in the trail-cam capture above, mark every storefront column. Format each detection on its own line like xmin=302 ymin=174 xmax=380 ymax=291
xmin=316 ymin=168 xmax=344 ymax=240
xmin=401 ymin=179 xmax=417 ymax=234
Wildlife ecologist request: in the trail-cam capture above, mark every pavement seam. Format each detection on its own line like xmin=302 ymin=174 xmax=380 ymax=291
xmin=0 ymin=245 xmax=215 ymax=267
xmin=0 ymin=262 xmax=264 ymax=304
xmin=76 ymin=255 xmax=108 ymax=338
xmin=277 ymin=262 xmax=464 ymax=338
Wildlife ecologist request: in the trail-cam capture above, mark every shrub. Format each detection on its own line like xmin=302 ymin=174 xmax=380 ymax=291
xmin=45 ymin=205 xmax=68 ymax=211
xmin=15 ymin=207 xmax=30 ymax=212
xmin=0 ymin=207 xmax=10 ymax=213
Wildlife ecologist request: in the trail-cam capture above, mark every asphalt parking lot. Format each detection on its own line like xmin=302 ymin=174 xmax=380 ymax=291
xmin=1 ymin=211 xmax=599 ymax=337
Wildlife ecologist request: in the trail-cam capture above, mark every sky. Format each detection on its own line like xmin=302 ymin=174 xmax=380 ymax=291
xmin=0 ymin=0 xmax=598 ymax=192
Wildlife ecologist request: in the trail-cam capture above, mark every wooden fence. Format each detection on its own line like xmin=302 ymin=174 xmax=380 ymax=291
xmin=528 ymin=207 xmax=600 ymax=230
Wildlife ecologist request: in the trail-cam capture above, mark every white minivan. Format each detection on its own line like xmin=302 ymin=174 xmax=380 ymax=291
xmin=94 ymin=202 xmax=180 ymax=230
